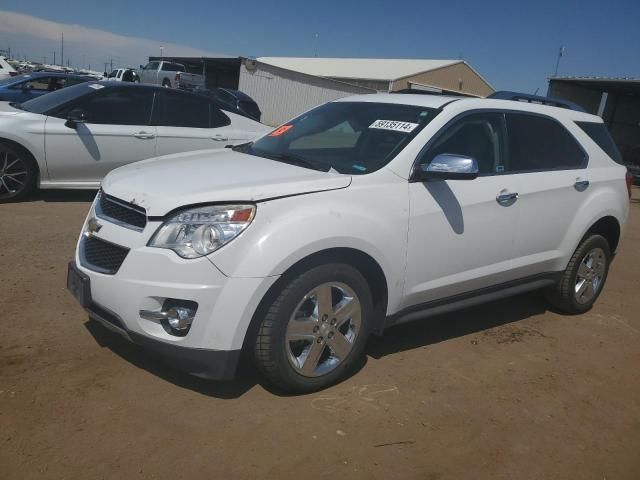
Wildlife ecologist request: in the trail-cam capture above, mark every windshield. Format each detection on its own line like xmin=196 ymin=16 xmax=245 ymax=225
xmin=0 ymin=75 xmax=26 ymax=86
xmin=249 ymin=102 xmax=437 ymax=174
xmin=20 ymin=82 xmax=98 ymax=114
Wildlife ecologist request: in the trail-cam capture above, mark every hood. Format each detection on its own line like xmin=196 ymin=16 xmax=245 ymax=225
xmin=102 ymin=149 xmax=352 ymax=216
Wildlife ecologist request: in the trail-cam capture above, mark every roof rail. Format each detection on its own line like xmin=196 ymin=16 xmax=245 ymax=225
xmin=488 ymin=91 xmax=586 ymax=112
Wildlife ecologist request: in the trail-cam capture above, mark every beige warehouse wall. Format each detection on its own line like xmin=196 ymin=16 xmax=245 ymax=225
xmin=392 ymin=62 xmax=494 ymax=97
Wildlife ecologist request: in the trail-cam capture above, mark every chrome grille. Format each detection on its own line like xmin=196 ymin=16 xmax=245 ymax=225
xmin=80 ymin=236 xmax=129 ymax=275
xmin=96 ymin=191 xmax=147 ymax=231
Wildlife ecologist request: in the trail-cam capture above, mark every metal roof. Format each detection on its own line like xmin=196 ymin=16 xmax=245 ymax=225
xmin=256 ymin=57 xmax=461 ymax=81
xmin=551 ymin=76 xmax=640 ymax=83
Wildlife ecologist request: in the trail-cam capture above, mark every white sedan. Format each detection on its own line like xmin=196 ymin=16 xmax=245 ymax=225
xmin=0 ymin=82 xmax=270 ymax=201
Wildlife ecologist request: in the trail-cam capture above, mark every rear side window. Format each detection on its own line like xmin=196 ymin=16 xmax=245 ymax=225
xmin=56 ymin=88 xmax=154 ymax=125
xmin=505 ymin=113 xmax=586 ymax=172
xmin=576 ymin=121 xmax=623 ymax=164
xmin=153 ymin=90 xmax=230 ymax=128
xmin=163 ymin=63 xmax=185 ymax=72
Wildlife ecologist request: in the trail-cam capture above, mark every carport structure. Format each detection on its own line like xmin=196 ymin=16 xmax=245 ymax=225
xmin=548 ymin=77 xmax=640 ymax=164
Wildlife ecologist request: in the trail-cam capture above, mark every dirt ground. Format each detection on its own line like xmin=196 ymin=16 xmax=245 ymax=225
xmin=1 ymin=188 xmax=639 ymax=480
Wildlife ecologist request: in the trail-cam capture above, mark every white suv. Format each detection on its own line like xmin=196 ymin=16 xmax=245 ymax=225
xmin=67 ymin=93 xmax=631 ymax=392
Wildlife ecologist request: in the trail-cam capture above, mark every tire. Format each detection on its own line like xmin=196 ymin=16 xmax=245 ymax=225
xmin=545 ymin=234 xmax=611 ymax=314
xmin=161 ymin=79 xmax=171 ymax=88
xmin=254 ymin=263 xmax=373 ymax=393
xmin=0 ymin=141 xmax=38 ymax=202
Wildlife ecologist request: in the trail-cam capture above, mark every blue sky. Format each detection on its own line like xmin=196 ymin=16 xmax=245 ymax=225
xmin=0 ymin=0 xmax=638 ymax=93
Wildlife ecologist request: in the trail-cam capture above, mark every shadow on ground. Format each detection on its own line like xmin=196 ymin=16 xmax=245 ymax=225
xmin=368 ymin=290 xmax=548 ymax=358
xmin=26 ymin=189 xmax=97 ymax=203
xmin=85 ymin=291 xmax=548 ymax=398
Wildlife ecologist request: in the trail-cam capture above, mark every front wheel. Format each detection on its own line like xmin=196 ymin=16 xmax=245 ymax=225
xmin=545 ymin=234 xmax=611 ymax=314
xmin=254 ymin=263 xmax=373 ymax=392
xmin=0 ymin=141 xmax=37 ymax=202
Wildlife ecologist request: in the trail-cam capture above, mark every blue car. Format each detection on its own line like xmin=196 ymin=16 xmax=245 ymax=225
xmin=0 ymin=72 xmax=95 ymax=103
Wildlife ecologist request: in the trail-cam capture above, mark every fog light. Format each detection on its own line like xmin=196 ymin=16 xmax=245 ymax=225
xmin=166 ymin=307 xmax=195 ymax=331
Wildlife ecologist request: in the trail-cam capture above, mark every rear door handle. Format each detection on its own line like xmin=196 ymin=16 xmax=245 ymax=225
xmin=133 ymin=131 xmax=155 ymax=140
xmin=574 ymin=180 xmax=590 ymax=192
xmin=496 ymin=191 xmax=519 ymax=206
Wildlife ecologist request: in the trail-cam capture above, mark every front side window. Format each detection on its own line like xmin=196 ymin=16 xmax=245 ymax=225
xmin=249 ymin=102 xmax=437 ymax=174
xmin=56 ymin=88 xmax=154 ymax=125
xmin=144 ymin=62 xmax=160 ymax=70
xmin=162 ymin=63 xmax=185 ymax=72
xmin=505 ymin=113 xmax=586 ymax=172
xmin=24 ymin=77 xmax=53 ymax=91
xmin=420 ymin=112 xmax=505 ymax=175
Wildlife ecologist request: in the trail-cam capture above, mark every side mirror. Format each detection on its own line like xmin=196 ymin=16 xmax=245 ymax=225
xmin=412 ymin=153 xmax=479 ymax=181
xmin=139 ymin=65 xmax=144 ymax=70
xmin=65 ymin=109 xmax=88 ymax=129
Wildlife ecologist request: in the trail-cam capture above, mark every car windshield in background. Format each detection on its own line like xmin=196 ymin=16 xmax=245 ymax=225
xmin=249 ymin=102 xmax=437 ymax=174
xmin=19 ymin=82 xmax=98 ymax=114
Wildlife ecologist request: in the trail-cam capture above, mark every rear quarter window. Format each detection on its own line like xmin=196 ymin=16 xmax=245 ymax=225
xmin=576 ymin=121 xmax=623 ymax=164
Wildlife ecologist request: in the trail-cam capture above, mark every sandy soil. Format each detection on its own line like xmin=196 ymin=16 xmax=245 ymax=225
xmin=1 ymin=188 xmax=639 ymax=479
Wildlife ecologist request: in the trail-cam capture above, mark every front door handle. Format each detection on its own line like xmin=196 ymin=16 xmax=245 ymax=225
xmin=496 ymin=191 xmax=519 ymax=206
xmin=212 ymin=136 xmax=229 ymax=142
xmin=574 ymin=180 xmax=590 ymax=192
xmin=133 ymin=131 xmax=155 ymax=139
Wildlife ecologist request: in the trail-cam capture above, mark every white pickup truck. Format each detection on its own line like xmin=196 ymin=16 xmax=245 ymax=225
xmin=138 ymin=60 xmax=204 ymax=90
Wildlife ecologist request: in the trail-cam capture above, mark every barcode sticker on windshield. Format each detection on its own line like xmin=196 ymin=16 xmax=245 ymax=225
xmin=369 ymin=120 xmax=419 ymax=133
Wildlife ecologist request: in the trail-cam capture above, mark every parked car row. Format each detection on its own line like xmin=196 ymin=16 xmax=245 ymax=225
xmin=61 ymin=91 xmax=630 ymax=392
xmin=0 ymin=82 xmax=270 ymax=200
xmin=0 ymin=72 xmax=95 ymax=102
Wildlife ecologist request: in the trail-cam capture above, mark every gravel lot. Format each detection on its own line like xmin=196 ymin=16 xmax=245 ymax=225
xmin=1 ymin=188 xmax=639 ymax=479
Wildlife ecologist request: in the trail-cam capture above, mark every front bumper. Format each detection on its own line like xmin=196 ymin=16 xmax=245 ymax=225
xmin=68 ymin=261 xmax=242 ymax=379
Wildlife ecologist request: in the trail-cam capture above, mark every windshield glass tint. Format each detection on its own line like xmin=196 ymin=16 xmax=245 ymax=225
xmin=20 ymin=82 xmax=96 ymax=114
xmin=251 ymin=102 xmax=437 ymax=174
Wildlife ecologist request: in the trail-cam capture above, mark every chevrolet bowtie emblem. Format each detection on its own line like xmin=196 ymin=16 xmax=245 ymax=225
xmin=85 ymin=217 xmax=102 ymax=237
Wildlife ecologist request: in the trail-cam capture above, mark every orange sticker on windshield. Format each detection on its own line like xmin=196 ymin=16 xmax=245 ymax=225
xmin=269 ymin=124 xmax=293 ymax=137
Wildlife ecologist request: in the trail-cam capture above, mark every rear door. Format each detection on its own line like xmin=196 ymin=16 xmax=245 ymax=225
xmin=44 ymin=86 xmax=157 ymax=182
xmin=504 ymin=112 xmax=589 ymax=277
xmin=153 ymin=89 xmax=250 ymax=156
xmin=403 ymin=111 xmax=522 ymax=308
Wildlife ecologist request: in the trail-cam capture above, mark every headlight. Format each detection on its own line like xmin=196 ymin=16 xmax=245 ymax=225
xmin=149 ymin=204 xmax=256 ymax=258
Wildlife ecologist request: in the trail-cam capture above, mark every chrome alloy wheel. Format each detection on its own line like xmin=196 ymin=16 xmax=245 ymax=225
xmin=575 ymin=247 xmax=606 ymax=304
xmin=0 ymin=150 xmax=28 ymax=199
xmin=285 ymin=282 xmax=362 ymax=377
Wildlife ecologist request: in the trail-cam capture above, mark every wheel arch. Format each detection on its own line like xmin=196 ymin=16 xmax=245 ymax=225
xmin=242 ymin=247 xmax=389 ymax=354
xmin=585 ymin=215 xmax=621 ymax=254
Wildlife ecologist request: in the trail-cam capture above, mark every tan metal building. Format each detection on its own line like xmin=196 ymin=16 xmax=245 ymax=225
xmin=257 ymin=57 xmax=494 ymax=97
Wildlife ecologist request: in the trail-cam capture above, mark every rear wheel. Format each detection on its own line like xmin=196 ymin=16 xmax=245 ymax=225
xmin=0 ymin=141 xmax=37 ymax=202
xmin=254 ymin=263 xmax=372 ymax=392
xmin=545 ymin=234 xmax=611 ymax=314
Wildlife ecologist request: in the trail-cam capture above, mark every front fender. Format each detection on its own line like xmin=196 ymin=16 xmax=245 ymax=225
xmin=208 ymin=176 xmax=410 ymax=312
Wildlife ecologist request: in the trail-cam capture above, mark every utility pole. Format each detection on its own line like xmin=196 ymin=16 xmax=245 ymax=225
xmin=313 ymin=34 xmax=319 ymax=57
xmin=61 ymin=32 xmax=64 ymax=68
xmin=553 ymin=46 xmax=564 ymax=77
xmin=53 ymin=51 xmax=56 ymax=65
xmin=104 ymin=61 xmax=108 ymax=74
xmin=110 ymin=58 xmax=113 ymax=72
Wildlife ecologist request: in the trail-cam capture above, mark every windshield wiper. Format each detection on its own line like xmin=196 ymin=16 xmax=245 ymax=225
xmin=9 ymin=102 xmax=25 ymax=111
xmin=252 ymin=151 xmax=329 ymax=172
